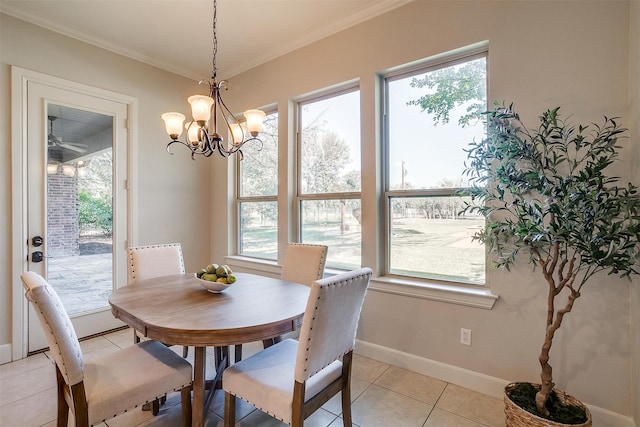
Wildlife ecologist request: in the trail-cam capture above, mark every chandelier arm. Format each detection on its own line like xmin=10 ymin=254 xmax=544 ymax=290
xmin=211 ymin=83 xmax=247 ymax=157
xmin=200 ymin=79 xmax=216 ymax=96
xmin=216 ymin=138 xmax=235 ymax=157
xmin=249 ymin=137 xmax=264 ymax=152
xmin=217 ymin=145 xmax=231 ymax=158
xmin=215 ymin=90 xmax=236 ymax=121
xmin=199 ymin=126 xmax=224 ymax=158
xmin=201 ymin=131 xmax=216 ymax=157
xmin=166 ymin=139 xmax=192 ymax=155
xmin=167 ymin=139 xmax=198 ymax=158
xmin=215 ymin=84 xmax=239 ymax=136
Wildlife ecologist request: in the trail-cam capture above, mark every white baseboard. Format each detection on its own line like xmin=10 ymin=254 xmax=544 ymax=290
xmin=0 ymin=343 xmax=12 ymax=365
xmin=355 ymin=339 xmax=636 ymax=427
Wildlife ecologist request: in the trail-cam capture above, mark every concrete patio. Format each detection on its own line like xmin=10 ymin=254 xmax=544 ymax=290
xmin=47 ymin=252 xmax=112 ymax=316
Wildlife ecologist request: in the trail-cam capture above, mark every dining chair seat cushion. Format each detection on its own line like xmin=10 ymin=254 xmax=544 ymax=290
xmin=83 ymin=340 xmax=193 ymax=424
xmin=223 ymin=339 xmax=342 ymax=425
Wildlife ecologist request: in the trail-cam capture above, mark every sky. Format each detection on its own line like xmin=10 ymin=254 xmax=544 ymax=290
xmin=298 ymin=70 xmax=485 ymax=190
xmin=387 ymin=77 xmax=484 ymax=189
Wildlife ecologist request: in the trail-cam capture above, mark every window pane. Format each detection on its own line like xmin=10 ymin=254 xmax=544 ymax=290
xmin=239 ymin=201 xmax=277 ymax=260
xmin=240 ymin=112 xmax=278 ymax=197
xmin=387 ymin=57 xmax=486 ymax=190
xmin=386 ymin=54 xmax=487 ymax=284
xmin=300 ymin=199 xmax=361 ymax=269
xmin=389 ymin=196 xmax=485 ymax=283
xmin=299 ymin=90 xmax=361 ymax=194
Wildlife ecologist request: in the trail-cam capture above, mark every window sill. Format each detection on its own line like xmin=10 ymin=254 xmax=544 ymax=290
xmin=370 ymin=276 xmax=499 ymax=309
xmin=224 ymin=256 xmax=498 ymax=310
xmin=224 ymin=255 xmax=281 ymax=276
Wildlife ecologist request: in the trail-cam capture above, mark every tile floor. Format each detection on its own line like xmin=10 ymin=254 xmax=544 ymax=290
xmin=0 ymin=328 xmax=505 ymax=427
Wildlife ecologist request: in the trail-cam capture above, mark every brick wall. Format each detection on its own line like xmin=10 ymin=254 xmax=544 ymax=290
xmin=47 ymin=170 xmax=79 ymax=257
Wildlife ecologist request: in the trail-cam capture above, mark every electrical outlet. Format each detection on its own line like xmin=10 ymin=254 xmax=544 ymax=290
xmin=460 ymin=328 xmax=472 ymax=346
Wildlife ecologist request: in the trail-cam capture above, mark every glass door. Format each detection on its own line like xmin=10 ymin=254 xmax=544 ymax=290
xmin=26 ymin=83 xmax=128 ymax=352
xmin=45 ymin=104 xmax=115 ymax=316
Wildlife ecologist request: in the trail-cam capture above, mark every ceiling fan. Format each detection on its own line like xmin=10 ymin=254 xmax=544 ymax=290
xmin=48 ymin=116 xmax=88 ymax=153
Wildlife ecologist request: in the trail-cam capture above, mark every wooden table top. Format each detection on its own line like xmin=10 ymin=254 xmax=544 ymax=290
xmin=109 ymin=272 xmax=310 ymax=347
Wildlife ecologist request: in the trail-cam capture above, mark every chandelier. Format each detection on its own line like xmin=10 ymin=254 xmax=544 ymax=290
xmin=161 ymin=0 xmax=265 ymax=160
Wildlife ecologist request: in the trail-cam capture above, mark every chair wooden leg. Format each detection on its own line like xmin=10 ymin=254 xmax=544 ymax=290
xmin=215 ymin=346 xmax=223 ymax=367
xmin=70 ymin=382 xmax=89 ymax=427
xmin=180 ymin=386 xmax=192 ymax=427
xmin=55 ymin=366 xmax=69 ymax=427
xmin=143 ymin=396 xmax=164 ymax=414
xmin=341 ymin=352 xmax=354 ymax=427
xmin=234 ymin=344 xmax=242 ymax=362
xmin=224 ymin=392 xmax=236 ymax=427
xmin=262 ymin=335 xmax=283 ymax=349
xmin=292 ymin=381 xmax=305 ymax=427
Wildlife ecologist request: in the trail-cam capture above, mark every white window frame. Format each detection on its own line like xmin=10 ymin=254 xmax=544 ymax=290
xmin=382 ymin=48 xmax=490 ymax=288
xmin=227 ymin=43 xmax=498 ymax=309
xmin=235 ymin=108 xmax=279 ymax=261
xmin=295 ymin=85 xmax=362 ymax=270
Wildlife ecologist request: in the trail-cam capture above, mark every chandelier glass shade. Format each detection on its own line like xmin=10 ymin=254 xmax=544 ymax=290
xmin=161 ymin=0 xmax=265 ymax=160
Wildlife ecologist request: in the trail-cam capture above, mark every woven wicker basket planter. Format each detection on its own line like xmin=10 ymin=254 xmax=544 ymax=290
xmin=504 ymin=382 xmax=592 ymax=427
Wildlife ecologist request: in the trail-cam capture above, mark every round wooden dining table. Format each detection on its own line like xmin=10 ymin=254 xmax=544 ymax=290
xmin=109 ymin=272 xmax=310 ymax=427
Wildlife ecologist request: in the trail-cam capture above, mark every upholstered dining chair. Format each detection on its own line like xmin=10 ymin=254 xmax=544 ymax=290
xmin=127 ymin=242 xmax=185 ymax=283
xmin=234 ymin=242 xmax=328 ymax=362
xmin=280 ymin=243 xmax=328 ymax=286
xmin=128 ymin=243 xmax=189 ymax=357
xmin=128 ymin=243 xmax=189 ymax=414
xmin=223 ymin=267 xmax=372 ymax=427
xmin=21 ymin=271 xmax=193 ymax=427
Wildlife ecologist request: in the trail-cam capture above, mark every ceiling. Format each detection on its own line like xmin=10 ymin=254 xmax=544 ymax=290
xmin=2 ymin=0 xmax=412 ymax=161
xmin=1 ymin=0 xmax=413 ymax=80
xmin=47 ymin=104 xmax=113 ymax=162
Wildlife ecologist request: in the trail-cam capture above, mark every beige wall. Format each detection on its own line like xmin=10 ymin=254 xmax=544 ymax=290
xmin=218 ymin=0 xmax=636 ymax=418
xmin=0 ymin=14 xmax=212 ymax=348
xmin=630 ymin=1 xmax=640 ymax=425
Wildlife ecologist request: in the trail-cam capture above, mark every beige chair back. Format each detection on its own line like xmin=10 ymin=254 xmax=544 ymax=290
xmin=128 ymin=243 xmax=185 ymax=283
xmin=280 ymin=243 xmax=328 ymax=286
xmin=21 ymin=272 xmax=84 ymax=386
xmin=294 ymin=267 xmax=371 ymax=383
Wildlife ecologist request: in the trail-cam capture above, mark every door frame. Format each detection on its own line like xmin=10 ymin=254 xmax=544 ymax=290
xmin=11 ymin=66 xmax=139 ymax=360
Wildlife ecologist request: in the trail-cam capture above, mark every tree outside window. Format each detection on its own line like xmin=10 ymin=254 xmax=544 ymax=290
xmin=385 ymin=54 xmax=487 ymax=284
xmin=298 ymin=88 xmax=361 ymax=269
xmin=237 ymin=112 xmax=278 ymax=259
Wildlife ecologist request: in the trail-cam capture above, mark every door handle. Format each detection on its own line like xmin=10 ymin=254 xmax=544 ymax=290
xmin=30 ymin=251 xmax=44 ymax=263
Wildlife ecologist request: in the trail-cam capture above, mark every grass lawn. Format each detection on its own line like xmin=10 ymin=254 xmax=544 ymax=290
xmin=241 ymin=217 xmax=485 ymax=284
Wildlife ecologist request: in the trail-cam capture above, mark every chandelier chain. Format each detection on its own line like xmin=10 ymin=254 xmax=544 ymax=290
xmin=212 ymin=0 xmax=218 ymax=79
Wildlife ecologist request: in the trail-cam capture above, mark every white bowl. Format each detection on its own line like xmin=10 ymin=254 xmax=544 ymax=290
xmin=194 ymin=273 xmax=233 ymax=293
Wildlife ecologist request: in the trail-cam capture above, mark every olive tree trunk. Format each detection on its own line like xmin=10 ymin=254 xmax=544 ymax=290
xmin=536 ymin=247 xmax=580 ymax=417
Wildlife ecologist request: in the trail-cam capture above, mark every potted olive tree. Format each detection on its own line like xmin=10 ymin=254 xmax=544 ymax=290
xmin=460 ymin=103 xmax=640 ymax=426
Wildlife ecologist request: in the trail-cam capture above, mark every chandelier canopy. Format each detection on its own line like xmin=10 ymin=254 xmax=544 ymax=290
xmin=161 ymin=0 xmax=265 ymax=160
